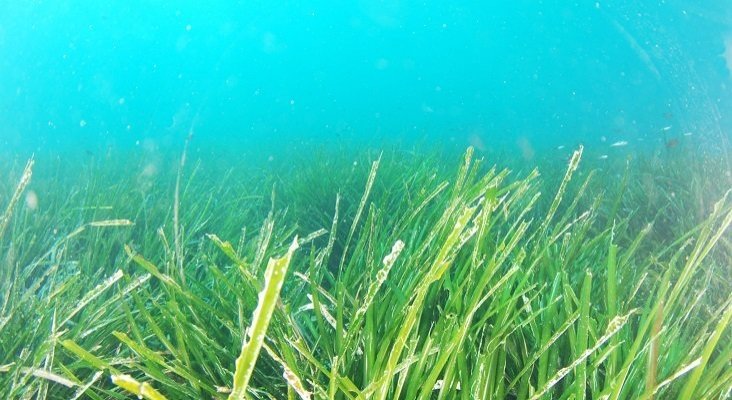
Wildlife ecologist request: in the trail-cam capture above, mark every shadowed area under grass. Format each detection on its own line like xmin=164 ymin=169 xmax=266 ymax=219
xmin=0 ymin=143 xmax=730 ymax=399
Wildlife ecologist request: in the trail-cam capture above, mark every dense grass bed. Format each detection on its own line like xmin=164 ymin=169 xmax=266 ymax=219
xmin=0 ymin=143 xmax=730 ymax=399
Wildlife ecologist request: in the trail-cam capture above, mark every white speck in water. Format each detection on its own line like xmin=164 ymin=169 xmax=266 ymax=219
xmin=79 ymin=119 xmax=87 ymax=127
xmin=610 ymin=140 xmax=628 ymax=147
xmin=599 ymin=154 xmax=608 ymax=160
xmin=557 ymin=145 xmax=565 ymax=150
xmin=600 ymin=136 xmax=607 ymax=142
xmin=25 ymin=190 xmax=38 ymax=210
xmin=118 ymin=97 xmax=125 ymax=105
xmin=683 ymin=132 xmax=693 ymax=136
xmin=142 ymin=164 xmax=157 ymax=177
xmin=290 ymin=99 xmax=295 ymax=105
xmin=185 ymin=24 xmax=192 ymax=31
xmin=662 ymin=126 xmax=672 ymax=131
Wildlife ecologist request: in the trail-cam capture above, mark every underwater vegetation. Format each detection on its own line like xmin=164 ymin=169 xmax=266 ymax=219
xmin=0 ymin=144 xmax=730 ymax=399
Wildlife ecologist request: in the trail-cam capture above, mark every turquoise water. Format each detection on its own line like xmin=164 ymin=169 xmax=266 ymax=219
xmin=1 ymin=1 xmax=730 ymax=158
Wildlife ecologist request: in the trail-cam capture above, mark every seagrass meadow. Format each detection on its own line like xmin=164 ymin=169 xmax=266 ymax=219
xmin=0 ymin=143 xmax=730 ymax=400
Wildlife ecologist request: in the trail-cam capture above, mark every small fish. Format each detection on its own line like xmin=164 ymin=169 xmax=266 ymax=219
xmin=683 ymin=132 xmax=693 ymax=136
xmin=662 ymin=126 xmax=672 ymax=131
xmin=610 ymin=140 xmax=628 ymax=147
xmin=599 ymin=154 xmax=608 ymax=160
xmin=557 ymin=145 xmax=565 ymax=150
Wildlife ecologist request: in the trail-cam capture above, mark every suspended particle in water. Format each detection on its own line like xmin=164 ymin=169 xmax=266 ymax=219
xmin=118 ymin=97 xmax=125 ymax=105
xmin=468 ymin=133 xmax=486 ymax=151
xmin=186 ymin=24 xmax=192 ymax=31
xmin=79 ymin=119 xmax=87 ymax=127
xmin=25 ymin=190 xmax=38 ymax=210
xmin=517 ymin=137 xmax=535 ymax=160
xmin=142 ymin=164 xmax=158 ymax=177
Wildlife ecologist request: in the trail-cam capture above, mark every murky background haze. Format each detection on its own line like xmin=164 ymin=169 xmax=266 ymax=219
xmin=1 ymin=1 xmax=731 ymax=160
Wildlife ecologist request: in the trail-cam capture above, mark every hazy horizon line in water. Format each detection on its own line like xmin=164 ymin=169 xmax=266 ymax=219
xmin=1 ymin=2 xmax=730 ymax=162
